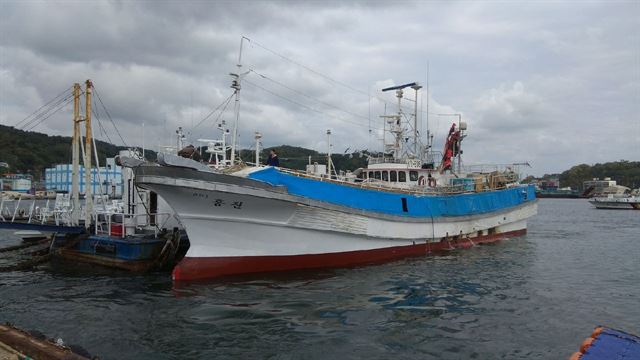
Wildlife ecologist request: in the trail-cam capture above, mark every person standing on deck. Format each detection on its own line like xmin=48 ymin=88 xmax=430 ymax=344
xmin=266 ymin=149 xmax=280 ymax=167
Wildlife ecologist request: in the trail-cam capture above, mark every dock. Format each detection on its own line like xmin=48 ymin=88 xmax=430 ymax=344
xmin=0 ymin=323 xmax=92 ymax=360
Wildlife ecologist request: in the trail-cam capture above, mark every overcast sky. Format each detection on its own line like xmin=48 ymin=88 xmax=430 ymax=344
xmin=1 ymin=0 xmax=638 ymax=176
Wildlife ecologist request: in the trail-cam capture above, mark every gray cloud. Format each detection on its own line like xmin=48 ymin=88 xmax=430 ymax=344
xmin=1 ymin=0 xmax=638 ymax=176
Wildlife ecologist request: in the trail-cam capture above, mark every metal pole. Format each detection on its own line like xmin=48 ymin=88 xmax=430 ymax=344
xmin=457 ymin=114 xmax=462 ymax=174
xmin=327 ymin=129 xmax=332 ymax=176
xmin=71 ymin=83 xmax=81 ymax=225
xmin=84 ymin=80 xmax=93 ymax=228
xmin=230 ymin=36 xmax=245 ymax=165
xmin=414 ymin=86 xmax=419 ymax=156
xmin=254 ymin=132 xmax=262 ymax=166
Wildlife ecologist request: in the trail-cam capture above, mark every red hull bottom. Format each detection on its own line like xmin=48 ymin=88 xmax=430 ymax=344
xmin=173 ymin=229 xmax=527 ymax=281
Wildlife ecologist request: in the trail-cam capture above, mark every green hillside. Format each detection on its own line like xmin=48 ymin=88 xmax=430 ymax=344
xmin=558 ymin=161 xmax=640 ymax=190
xmin=0 ymin=124 xmax=130 ymax=180
xmin=0 ymin=125 xmax=369 ymax=179
xmin=237 ymin=144 xmax=370 ymax=172
xmin=2 ymin=124 xmax=637 ymax=188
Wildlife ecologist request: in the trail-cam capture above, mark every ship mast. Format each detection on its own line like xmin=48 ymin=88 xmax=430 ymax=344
xmin=230 ymin=36 xmax=246 ymax=165
xmin=71 ymin=83 xmax=81 ymax=226
xmin=84 ymin=79 xmax=93 ymax=227
xmin=412 ymin=82 xmax=422 ymax=155
xmin=381 ymin=82 xmax=422 ymax=160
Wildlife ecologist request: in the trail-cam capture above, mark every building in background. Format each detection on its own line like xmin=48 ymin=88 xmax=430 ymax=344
xmin=0 ymin=173 xmax=33 ymax=193
xmin=44 ymin=157 xmax=123 ymax=198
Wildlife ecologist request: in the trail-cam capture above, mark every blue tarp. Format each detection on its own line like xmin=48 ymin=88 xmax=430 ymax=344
xmin=581 ymin=328 xmax=640 ymax=360
xmin=248 ymin=167 xmax=536 ymax=218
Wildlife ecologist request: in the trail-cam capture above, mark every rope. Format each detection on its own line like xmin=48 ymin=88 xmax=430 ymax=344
xmin=93 ymin=86 xmax=128 ymax=147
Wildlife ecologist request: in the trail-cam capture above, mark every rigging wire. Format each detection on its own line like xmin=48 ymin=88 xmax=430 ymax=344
xmin=245 ymin=37 xmax=445 ymax=123
xmin=13 ymin=85 xmax=73 ymax=128
xmin=92 ymin=86 xmax=129 ymax=148
xmin=249 ymin=68 xmax=370 ymax=122
xmin=246 ymin=38 xmax=423 ymax=113
xmin=244 ymin=78 xmax=383 ymax=131
xmin=92 ymin=104 xmax=114 ymax=145
xmin=188 ymin=93 xmax=234 ymax=144
xmin=19 ymin=93 xmax=75 ymax=130
xmin=191 ymin=92 xmax=235 ymax=132
xmin=245 ymin=37 xmax=368 ymax=97
xmin=23 ymin=95 xmax=75 ymax=132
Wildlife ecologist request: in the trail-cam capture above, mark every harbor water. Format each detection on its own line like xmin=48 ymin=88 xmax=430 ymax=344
xmin=1 ymin=199 xmax=638 ymax=359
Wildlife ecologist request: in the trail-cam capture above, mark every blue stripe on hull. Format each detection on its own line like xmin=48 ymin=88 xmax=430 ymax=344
xmin=248 ymin=167 xmax=536 ymax=218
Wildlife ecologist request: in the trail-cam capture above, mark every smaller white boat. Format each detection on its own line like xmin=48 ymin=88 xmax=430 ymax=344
xmin=588 ymin=194 xmax=640 ymax=210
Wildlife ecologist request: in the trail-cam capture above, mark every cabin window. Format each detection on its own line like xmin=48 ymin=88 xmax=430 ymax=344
xmin=390 ymin=171 xmax=397 ymax=182
xmin=398 ymin=171 xmax=406 ymax=182
xmin=363 ymin=172 xmax=368 ymax=179
xmin=374 ymin=171 xmax=381 ymax=180
xmin=410 ymin=171 xmax=418 ymax=181
xmin=382 ymin=171 xmax=389 ymax=181
xmin=368 ymin=171 xmax=374 ymax=179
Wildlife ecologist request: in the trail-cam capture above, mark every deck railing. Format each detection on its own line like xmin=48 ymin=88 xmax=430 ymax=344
xmin=92 ymin=210 xmax=173 ymax=238
xmin=273 ymin=167 xmax=521 ymax=195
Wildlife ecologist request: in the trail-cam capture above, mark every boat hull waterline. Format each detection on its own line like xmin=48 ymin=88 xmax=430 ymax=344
xmin=135 ymin=166 xmax=537 ymax=281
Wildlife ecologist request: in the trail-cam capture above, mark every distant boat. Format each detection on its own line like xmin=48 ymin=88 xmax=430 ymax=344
xmin=588 ymin=194 xmax=640 ymax=210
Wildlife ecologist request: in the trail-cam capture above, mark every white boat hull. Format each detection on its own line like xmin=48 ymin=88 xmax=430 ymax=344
xmin=136 ymin=167 xmax=537 ymax=280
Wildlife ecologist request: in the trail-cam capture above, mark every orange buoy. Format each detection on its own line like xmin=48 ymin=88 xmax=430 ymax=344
xmin=591 ymin=326 xmax=604 ymax=338
xmin=580 ymin=337 xmax=595 ymax=353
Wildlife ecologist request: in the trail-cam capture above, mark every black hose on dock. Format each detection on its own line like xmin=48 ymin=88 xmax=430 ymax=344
xmin=0 ymin=232 xmax=89 ymax=272
xmin=0 ymin=238 xmax=50 ymax=253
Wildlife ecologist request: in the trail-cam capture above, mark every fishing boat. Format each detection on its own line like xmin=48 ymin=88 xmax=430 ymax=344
xmin=135 ymin=56 xmax=538 ymax=280
xmin=1 ymin=81 xmax=187 ymax=272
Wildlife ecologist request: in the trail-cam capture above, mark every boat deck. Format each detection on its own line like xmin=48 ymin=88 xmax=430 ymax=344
xmin=570 ymin=327 xmax=640 ymax=359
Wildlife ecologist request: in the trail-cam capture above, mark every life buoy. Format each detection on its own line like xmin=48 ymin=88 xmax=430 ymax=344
xmin=418 ymin=175 xmax=426 ymax=186
xmin=428 ymin=177 xmax=437 ymax=187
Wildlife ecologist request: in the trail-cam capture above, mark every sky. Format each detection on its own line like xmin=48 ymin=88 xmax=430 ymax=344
xmin=1 ymin=0 xmax=638 ymax=176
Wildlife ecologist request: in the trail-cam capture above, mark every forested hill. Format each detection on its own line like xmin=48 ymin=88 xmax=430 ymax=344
xmin=0 ymin=124 xmax=128 ymax=179
xmin=0 ymin=125 xmax=369 ymax=179
xmin=239 ymin=144 xmax=369 ymax=173
xmin=558 ymin=161 xmax=640 ymax=189
xmin=527 ymin=161 xmax=640 ymax=190
xmin=3 ymin=124 xmax=636 ymax=188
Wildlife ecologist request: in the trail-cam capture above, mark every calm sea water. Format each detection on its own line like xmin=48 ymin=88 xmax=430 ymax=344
xmin=0 ymin=199 xmax=638 ymax=359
